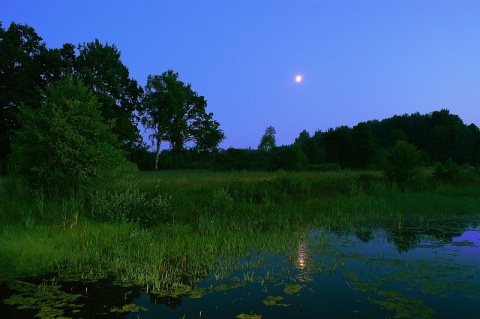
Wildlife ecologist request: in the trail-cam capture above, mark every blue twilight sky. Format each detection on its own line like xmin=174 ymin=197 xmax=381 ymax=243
xmin=2 ymin=0 xmax=479 ymax=149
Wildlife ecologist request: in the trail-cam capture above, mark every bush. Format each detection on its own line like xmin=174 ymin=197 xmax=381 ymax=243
xmin=267 ymin=145 xmax=308 ymax=171
xmin=433 ymin=158 xmax=460 ymax=181
xmin=8 ymin=76 xmax=125 ymax=195
xmin=90 ymin=186 xmax=171 ymax=227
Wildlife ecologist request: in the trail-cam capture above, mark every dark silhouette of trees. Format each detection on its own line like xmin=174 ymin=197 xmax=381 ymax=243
xmin=0 ymin=22 xmax=52 ymax=174
xmin=351 ymin=122 xmax=375 ymax=168
xmin=323 ymin=126 xmax=352 ymax=166
xmin=141 ymin=70 xmax=224 ymax=170
xmin=76 ymin=39 xmax=144 ymax=153
xmin=0 ymin=24 xmax=144 ymax=174
xmin=2 ymin=21 xmax=479 ymax=174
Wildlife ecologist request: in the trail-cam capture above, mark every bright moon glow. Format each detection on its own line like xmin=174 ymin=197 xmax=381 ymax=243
xmin=295 ymin=75 xmax=302 ymax=83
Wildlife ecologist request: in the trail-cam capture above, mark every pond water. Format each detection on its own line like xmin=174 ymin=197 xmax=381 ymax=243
xmin=1 ymin=215 xmax=479 ymax=318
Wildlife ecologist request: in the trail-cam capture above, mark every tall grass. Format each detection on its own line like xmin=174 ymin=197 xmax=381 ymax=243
xmin=1 ymin=168 xmax=479 ymax=287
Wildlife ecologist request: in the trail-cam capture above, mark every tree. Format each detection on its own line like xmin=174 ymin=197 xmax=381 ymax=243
xmin=76 ymin=39 xmax=144 ymax=153
xmin=351 ymin=122 xmax=375 ymax=168
xmin=0 ymin=22 xmax=51 ymax=174
xmin=258 ymin=126 xmax=276 ymax=152
xmin=141 ymin=70 xmax=224 ymax=170
xmin=268 ymin=145 xmax=307 ymax=171
xmin=384 ymin=140 xmax=421 ymax=186
xmin=9 ymin=76 xmax=124 ymax=194
xmin=323 ymin=126 xmax=352 ymax=166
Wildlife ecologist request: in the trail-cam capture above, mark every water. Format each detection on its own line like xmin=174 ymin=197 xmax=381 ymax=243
xmin=2 ymin=215 xmax=479 ymax=318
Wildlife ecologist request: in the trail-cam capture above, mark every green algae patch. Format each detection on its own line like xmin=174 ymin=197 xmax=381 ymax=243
xmin=263 ymin=295 xmax=290 ymax=307
xmin=4 ymin=279 xmax=84 ymax=319
xmin=371 ymin=290 xmax=435 ymax=319
xmin=189 ymin=288 xmax=207 ymax=299
xmin=151 ymin=283 xmax=193 ymax=298
xmin=215 ymin=282 xmax=243 ymax=291
xmin=110 ymin=303 xmax=147 ymax=313
xmin=283 ymin=284 xmax=301 ymax=295
xmin=236 ymin=313 xmax=262 ymax=319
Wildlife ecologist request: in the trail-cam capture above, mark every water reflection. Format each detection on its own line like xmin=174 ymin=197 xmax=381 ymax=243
xmin=180 ymin=214 xmax=479 ymax=319
xmin=2 ymin=214 xmax=479 ymax=319
xmin=293 ymin=233 xmax=314 ymax=283
xmin=295 ymin=239 xmax=307 ymax=270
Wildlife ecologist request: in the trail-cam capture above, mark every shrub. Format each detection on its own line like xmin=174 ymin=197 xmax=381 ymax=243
xmin=8 ymin=76 xmax=124 ymax=195
xmin=433 ymin=158 xmax=460 ymax=181
xmin=90 ymin=186 xmax=171 ymax=227
xmin=267 ymin=145 xmax=308 ymax=171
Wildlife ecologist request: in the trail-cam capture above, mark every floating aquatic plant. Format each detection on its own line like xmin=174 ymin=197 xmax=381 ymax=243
xmin=263 ymin=295 xmax=290 ymax=307
xmin=283 ymin=284 xmax=302 ymax=295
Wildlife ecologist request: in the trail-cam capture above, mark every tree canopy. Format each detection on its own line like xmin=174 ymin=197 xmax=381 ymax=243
xmin=0 ymin=23 xmax=144 ymax=175
xmin=76 ymin=39 xmax=144 ymax=150
xmin=141 ymin=70 xmax=224 ymax=169
xmin=9 ymin=76 xmax=125 ymax=194
xmin=0 ymin=22 xmax=52 ymax=173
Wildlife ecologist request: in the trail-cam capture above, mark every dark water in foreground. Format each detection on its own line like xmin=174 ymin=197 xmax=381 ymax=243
xmin=2 ymin=215 xmax=479 ymax=318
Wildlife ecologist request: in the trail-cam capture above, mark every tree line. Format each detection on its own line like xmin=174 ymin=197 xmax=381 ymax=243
xmin=2 ymin=22 xmax=479 ymax=193
xmin=213 ymin=109 xmax=480 ymax=172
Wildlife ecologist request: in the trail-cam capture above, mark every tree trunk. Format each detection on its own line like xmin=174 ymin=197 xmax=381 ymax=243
xmin=155 ymin=138 xmax=161 ymax=170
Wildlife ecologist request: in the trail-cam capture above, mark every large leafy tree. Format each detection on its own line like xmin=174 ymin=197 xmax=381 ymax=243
xmin=0 ymin=22 xmax=53 ymax=173
xmin=9 ymin=76 xmax=125 ymax=194
xmin=76 ymin=39 xmax=144 ymax=152
xmin=141 ymin=70 xmax=224 ymax=169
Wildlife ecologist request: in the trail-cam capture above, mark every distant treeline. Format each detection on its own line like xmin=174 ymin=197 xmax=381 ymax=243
xmin=135 ymin=109 xmax=480 ymax=171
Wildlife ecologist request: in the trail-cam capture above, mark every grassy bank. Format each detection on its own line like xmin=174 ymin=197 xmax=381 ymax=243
xmin=1 ymin=168 xmax=479 ymax=286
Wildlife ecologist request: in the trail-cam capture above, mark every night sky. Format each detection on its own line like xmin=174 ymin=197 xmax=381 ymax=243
xmin=2 ymin=0 xmax=479 ymax=149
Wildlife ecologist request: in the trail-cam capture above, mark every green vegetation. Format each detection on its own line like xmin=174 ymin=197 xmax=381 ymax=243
xmin=1 ymin=21 xmax=480 ymax=318
xmin=9 ymin=76 xmax=125 ymax=195
xmin=141 ymin=70 xmax=225 ymax=170
xmin=1 ymin=168 xmax=480 ymax=284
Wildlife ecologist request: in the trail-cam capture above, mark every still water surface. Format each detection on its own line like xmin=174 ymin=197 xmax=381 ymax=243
xmin=126 ymin=216 xmax=479 ymax=319
xmin=1 ymin=215 xmax=479 ymax=318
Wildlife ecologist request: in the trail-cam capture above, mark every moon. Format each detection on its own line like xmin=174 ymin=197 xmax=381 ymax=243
xmin=295 ymin=75 xmax=302 ymax=83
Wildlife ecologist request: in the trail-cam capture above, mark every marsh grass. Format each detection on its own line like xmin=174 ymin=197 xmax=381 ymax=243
xmin=1 ymin=168 xmax=479 ymax=288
